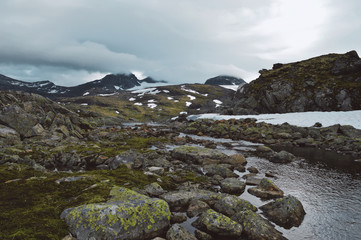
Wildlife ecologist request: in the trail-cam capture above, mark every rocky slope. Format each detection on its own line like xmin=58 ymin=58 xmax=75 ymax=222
xmin=205 ymin=75 xmax=245 ymax=85
xmin=233 ymin=50 xmax=361 ymax=114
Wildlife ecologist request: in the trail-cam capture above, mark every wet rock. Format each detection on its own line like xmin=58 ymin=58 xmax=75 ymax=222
xmin=166 ymin=224 xmax=197 ymax=240
xmin=170 ymin=212 xmax=187 ymax=224
xmin=256 ymin=145 xmax=274 ymax=153
xmin=265 ymin=171 xmax=277 ymax=178
xmin=231 ymin=210 xmax=286 ymax=240
xmin=160 ymin=190 xmax=221 ymax=211
xmin=220 ymin=178 xmax=246 ymax=195
xmin=145 ymin=182 xmax=166 ymax=197
xmin=247 ymin=166 xmax=259 ymax=173
xmin=203 ymin=164 xmax=238 ymax=178
xmin=248 ymin=178 xmax=284 ymax=199
xmin=192 ymin=209 xmax=243 ymax=238
xmin=61 ymin=187 xmax=171 ymax=240
xmin=214 ymin=195 xmax=257 ymax=217
xmin=187 ymin=199 xmax=211 ymax=218
xmin=171 ymin=146 xmax=227 ymax=165
xmin=271 ymin=150 xmax=296 ymax=163
xmin=260 ymin=195 xmax=306 ymax=229
xmin=245 ymin=176 xmax=262 ymax=186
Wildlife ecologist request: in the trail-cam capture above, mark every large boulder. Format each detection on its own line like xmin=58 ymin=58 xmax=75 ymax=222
xmin=234 ymin=51 xmax=361 ymax=114
xmin=260 ymin=195 xmax=306 ymax=229
xmin=214 ymin=195 xmax=257 ymax=217
xmin=171 ymin=146 xmax=227 ymax=165
xmin=61 ymin=187 xmax=171 ymax=240
xmin=192 ymin=209 xmax=243 ymax=238
xmin=231 ymin=210 xmax=286 ymax=240
xmin=203 ymin=164 xmax=238 ymax=178
xmin=248 ymin=178 xmax=284 ymax=199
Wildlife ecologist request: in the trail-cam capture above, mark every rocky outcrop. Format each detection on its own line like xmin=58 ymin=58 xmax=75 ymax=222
xmin=205 ymin=75 xmax=245 ymax=86
xmin=234 ymin=51 xmax=361 ymax=114
xmin=260 ymin=195 xmax=306 ymax=229
xmin=61 ymin=187 xmax=171 ymax=240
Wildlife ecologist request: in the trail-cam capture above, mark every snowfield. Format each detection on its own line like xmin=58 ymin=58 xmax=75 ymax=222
xmin=188 ymin=110 xmax=361 ymax=130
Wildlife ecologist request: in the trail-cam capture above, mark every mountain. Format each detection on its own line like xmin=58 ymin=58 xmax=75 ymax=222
xmin=0 ymin=73 xmax=167 ymax=98
xmin=205 ymin=75 xmax=246 ymax=85
xmin=233 ymin=50 xmax=361 ymax=114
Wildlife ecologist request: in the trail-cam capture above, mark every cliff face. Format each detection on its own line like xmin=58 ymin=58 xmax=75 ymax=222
xmin=233 ymin=51 xmax=361 ymax=114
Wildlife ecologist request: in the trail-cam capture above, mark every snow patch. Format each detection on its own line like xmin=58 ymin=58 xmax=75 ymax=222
xmin=148 ymin=103 xmax=157 ymax=109
xmin=186 ymin=102 xmax=192 ymax=107
xmin=129 ymin=97 xmax=136 ymax=101
xmin=98 ymin=93 xmax=116 ymax=97
xmin=181 ymin=85 xmax=208 ymax=96
xmin=220 ymin=85 xmax=240 ymax=91
xmin=80 ymin=103 xmax=88 ymax=106
xmin=134 ymin=102 xmax=143 ymax=106
xmin=188 ymin=95 xmax=196 ymax=100
xmin=188 ymin=110 xmax=361 ymax=130
xmin=213 ymin=99 xmax=223 ymax=108
xmin=132 ymin=87 xmax=161 ymax=96
xmin=115 ymin=111 xmax=120 ymax=114
xmin=148 ymin=99 xmax=156 ymax=103
xmin=163 ymin=90 xmax=170 ymax=93
xmin=167 ymin=97 xmax=174 ymax=100
xmin=83 ymin=92 xmax=90 ymax=96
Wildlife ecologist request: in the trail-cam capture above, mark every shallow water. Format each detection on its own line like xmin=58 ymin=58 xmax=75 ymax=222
xmin=179 ymin=134 xmax=361 ymax=240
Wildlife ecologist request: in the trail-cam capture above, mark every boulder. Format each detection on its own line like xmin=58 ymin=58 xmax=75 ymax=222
xmin=271 ymin=150 xmax=296 ymax=163
xmin=145 ymin=182 xmax=166 ymax=197
xmin=194 ymin=229 xmax=213 ymax=240
xmin=192 ymin=209 xmax=243 ymax=237
xmin=171 ymin=146 xmax=227 ymax=165
xmin=170 ymin=213 xmax=187 ymax=224
xmin=187 ymin=199 xmax=210 ymax=218
xmin=160 ymin=190 xmax=221 ymax=211
xmin=260 ymin=195 xmax=306 ymax=229
xmin=231 ymin=210 xmax=286 ymax=240
xmin=108 ymin=150 xmax=144 ymax=169
xmin=220 ymin=178 xmax=246 ymax=195
xmin=214 ymin=195 xmax=257 ymax=217
xmin=61 ymin=187 xmax=171 ymax=240
xmin=248 ymin=178 xmax=284 ymax=199
xmin=225 ymin=154 xmax=248 ymax=166
xmin=203 ymin=164 xmax=238 ymax=178
xmin=166 ymin=224 xmax=197 ymax=240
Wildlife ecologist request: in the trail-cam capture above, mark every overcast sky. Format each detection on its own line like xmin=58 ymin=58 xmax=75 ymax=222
xmin=0 ymin=0 xmax=360 ymax=86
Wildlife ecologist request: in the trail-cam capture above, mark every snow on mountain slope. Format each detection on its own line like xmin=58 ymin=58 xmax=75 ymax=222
xmin=188 ymin=110 xmax=361 ymax=129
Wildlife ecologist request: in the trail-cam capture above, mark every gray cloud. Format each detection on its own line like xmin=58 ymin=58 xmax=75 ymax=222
xmin=0 ymin=0 xmax=360 ymax=85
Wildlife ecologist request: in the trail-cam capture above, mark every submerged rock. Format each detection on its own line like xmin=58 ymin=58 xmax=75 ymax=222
xmin=248 ymin=178 xmax=284 ymax=199
xmin=231 ymin=210 xmax=286 ymax=240
xmin=61 ymin=187 xmax=171 ymax=240
xmin=271 ymin=150 xmax=296 ymax=163
xmin=260 ymin=195 xmax=306 ymax=229
xmin=193 ymin=209 xmax=243 ymax=238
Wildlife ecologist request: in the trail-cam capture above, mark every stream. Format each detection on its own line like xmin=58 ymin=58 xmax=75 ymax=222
xmin=179 ymin=133 xmax=361 ymax=240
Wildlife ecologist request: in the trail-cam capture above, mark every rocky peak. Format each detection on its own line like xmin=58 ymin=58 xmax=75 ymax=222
xmin=205 ymin=75 xmax=245 ymax=85
xmin=233 ymin=51 xmax=361 ymax=114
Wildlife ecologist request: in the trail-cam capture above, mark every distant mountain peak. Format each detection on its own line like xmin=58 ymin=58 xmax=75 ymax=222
xmin=205 ymin=75 xmax=246 ymax=85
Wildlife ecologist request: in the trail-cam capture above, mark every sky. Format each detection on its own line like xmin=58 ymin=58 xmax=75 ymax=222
xmin=0 ymin=0 xmax=360 ymax=86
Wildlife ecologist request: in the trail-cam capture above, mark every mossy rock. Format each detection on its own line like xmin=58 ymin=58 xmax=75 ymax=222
xmin=61 ymin=186 xmax=171 ymax=240
xmin=214 ymin=195 xmax=257 ymax=217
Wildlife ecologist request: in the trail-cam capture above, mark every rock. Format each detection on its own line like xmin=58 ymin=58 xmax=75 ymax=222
xmin=194 ymin=229 xmax=213 ymax=240
xmin=145 ymin=182 xmax=166 ymax=197
xmin=231 ymin=210 xmax=286 ymax=240
xmin=166 ymin=224 xmax=197 ymax=240
xmin=247 ymin=166 xmax=259 ymax=173
xmin=271 ymin=150 xmax=296 ymax=163
xmin=61 ymin=187 xmax=171 ymax=240
xmin=147 ymin=166 xmax=165 ymax=175
xmin=225 ymin=154 xmax=247 ymax=166
xmin=248 ymin=178 xmax=284 ymax=199
xmin=108 ymin=150 xmax=144 ymax=169
xmin=160 ymin=190 xmax=221 ymax=211
xmin=256 ymin=145 xmax=274 ymax=153
xmin=265 ymin=171 xmax=277 ymax=178
xmin=203 ymin=164 xmax=238 ymax=178
xmin=187 ymin=199 xmax=211 ymax=218
xmin=171 ymin=146 xmax=227 ymax=165
xmin=192 ymin=209 xmax=243 ymax=237
xmin=220 ymin=178 xmax=246 ymax=195
xmin=214 ymin=195 xmax=257 ymax=217
xmin=0 ymin=124 xmax=20 ymax=140
xmin=313 ymin=122 xmax=323 ymax=127
xmin=171 ymin=212 xmax=187 ymax=224
xmin=260 ymin=195 xmax=306 ymax=229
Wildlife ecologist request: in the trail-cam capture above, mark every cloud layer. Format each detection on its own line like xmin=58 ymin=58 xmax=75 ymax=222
xmin=0 ymin=0 xmax=360 ymax=85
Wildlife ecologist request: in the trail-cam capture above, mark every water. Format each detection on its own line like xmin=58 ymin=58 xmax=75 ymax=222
xmin=180 ymin=133 xmax=361 ymax=240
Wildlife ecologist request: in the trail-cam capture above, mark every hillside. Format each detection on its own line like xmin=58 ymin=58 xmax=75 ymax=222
xmin=233 ymin=50 xmax=361 ymax=114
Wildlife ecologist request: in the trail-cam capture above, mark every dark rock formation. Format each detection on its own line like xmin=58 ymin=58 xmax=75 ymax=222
xmin=234 ymin=51 xmax=361 ymax=114
xmin=205 ymin=75 xmax=246 ymax=86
